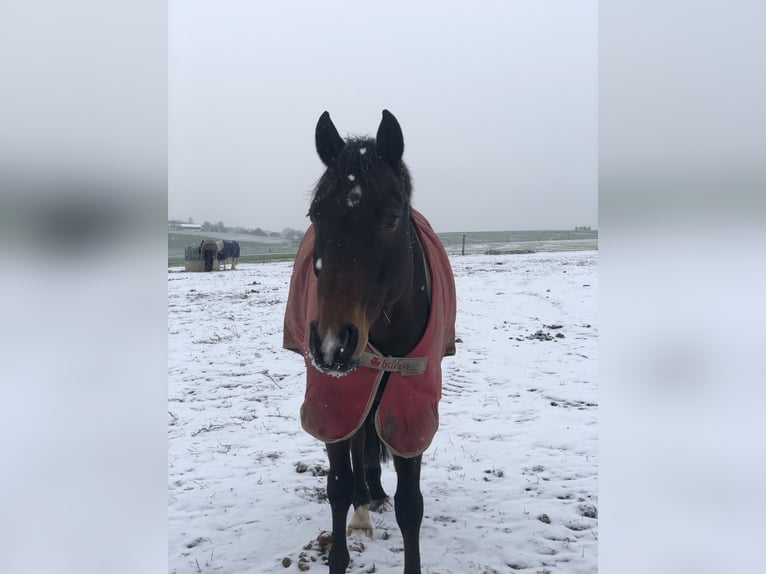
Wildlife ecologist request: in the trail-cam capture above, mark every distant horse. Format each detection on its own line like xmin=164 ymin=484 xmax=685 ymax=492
xmin=215 ymin=239 xmax=240 ymax=270
xmin=198 ymin=240 xmax=218 ymax=272
xmin=283 ymin=111 xmax=456 ymax=574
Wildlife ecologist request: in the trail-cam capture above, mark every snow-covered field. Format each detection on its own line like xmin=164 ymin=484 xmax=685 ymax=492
xmin=168 ymin=250 xmax=598 ymax=573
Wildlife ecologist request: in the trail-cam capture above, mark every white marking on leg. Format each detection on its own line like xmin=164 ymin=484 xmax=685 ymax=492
xmin=347 ymin=504 xmax=373 ymax=538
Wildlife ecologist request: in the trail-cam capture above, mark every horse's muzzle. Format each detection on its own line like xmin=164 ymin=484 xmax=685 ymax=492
xmin=309 ymin=321 xmax=360 ymax=374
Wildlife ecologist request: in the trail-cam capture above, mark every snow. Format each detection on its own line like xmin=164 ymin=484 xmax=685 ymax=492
xmin=347 ymin=186 xmax=363 ymax=208
xmin=360 ymin=147 xmax=367 ymax=155
xmin=168 ymin=249 xmax=598 ymax=573
xmin=348 ymin=174 xmax=356 ymax=182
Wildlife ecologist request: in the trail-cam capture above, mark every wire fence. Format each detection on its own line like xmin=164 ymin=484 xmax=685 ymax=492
xmin=169 ymin=230 xmax=598 ymax=265
xmin=438 ymin=230 xmax=598 ymax=256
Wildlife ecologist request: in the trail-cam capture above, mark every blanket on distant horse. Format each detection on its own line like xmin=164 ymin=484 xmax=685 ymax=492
xmin=216 ymin=240 xmax=240 ymax=260
xmin=283 ymin=210 xmax=456 ymax=458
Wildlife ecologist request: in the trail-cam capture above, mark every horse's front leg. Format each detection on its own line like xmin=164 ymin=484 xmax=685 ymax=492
xmin=326 ymin=441 xmax=353 ymax=574
xmin=348 ymin=429 xmax=373 ymax=538
xmin=394 ymin=454 xmax=423 ymax=574
xmin=363 ymin=414 xmax=389 ymax=510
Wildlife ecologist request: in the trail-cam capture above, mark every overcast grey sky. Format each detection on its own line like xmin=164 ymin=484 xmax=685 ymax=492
xmin=169 ymin=0 xmax=596 ymax=232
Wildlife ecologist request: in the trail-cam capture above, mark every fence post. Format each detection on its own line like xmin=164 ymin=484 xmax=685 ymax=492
xmin=462 ymin=234 xmax=466 ymax=256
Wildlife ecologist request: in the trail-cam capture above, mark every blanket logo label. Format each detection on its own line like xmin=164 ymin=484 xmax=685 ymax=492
xmin=360 ymin=352 xmax=428 ymax=376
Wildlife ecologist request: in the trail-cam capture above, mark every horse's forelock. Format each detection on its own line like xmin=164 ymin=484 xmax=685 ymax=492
xmin=311 ymin=138 xmax=411 ymax=209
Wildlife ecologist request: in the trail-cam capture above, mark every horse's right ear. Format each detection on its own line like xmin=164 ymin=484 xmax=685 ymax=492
xmin=315 ymin=111 xmax=345 ymax=167
xmin=376 ymin=109 xmax=404 ymax=168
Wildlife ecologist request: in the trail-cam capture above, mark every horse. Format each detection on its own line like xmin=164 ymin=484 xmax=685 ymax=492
xmin=283 ymin=110 xmax=456 ymax=574
xmin=215 ymin=239 xmax=240 ymax=270
xmin=198 ymin=240 xmax=218 ymax=272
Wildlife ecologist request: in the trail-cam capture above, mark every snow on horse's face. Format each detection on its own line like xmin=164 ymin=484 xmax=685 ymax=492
xmin=308 ymin=111 xmax=413 ymax=373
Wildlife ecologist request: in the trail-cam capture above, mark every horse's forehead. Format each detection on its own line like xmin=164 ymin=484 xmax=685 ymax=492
xmin=324 ymin=164 xmax=398 ymax=203
xmin=314 ymin=177 xmax=381 ymax=215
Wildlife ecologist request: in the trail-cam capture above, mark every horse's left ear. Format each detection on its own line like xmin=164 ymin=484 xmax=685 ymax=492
xmin=376 ymin=109 xmax=404 ymax=168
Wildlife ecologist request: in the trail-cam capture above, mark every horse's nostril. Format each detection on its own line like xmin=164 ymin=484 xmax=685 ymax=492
xmin=339 ymin=324 xmax=359 ymax=360
xmin=309 ymin=321 xmax=321 ymax=360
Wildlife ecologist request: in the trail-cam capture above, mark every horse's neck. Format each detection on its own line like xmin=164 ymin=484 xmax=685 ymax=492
xmin=368 ymin=220 xmax=431 ymax=357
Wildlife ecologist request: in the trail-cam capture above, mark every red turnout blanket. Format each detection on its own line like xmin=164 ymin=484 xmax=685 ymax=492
xmin=283 ymin=210 xmax=456 ymax=457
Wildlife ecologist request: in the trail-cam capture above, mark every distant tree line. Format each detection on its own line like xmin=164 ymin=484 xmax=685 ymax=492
xmin=199 ymin=220 xmax=304 ymax=240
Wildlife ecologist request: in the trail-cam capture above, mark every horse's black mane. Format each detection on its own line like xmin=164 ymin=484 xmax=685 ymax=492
xmin=310 ymin=137 xmax=412 ymax=212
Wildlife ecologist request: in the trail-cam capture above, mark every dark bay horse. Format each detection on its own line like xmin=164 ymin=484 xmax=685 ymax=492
xmin=283 ymin=110 xmax=456 ymax=573
xmin=198 ymin=240 xmax=218 ymax=272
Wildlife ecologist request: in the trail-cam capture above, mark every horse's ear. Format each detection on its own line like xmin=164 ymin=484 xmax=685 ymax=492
xmin=376 ymin=109 xmax=404 ymax=168
xmin=315 ymin=111 xmax=345 ymax=167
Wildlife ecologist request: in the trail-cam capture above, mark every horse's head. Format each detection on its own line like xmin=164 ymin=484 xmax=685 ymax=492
xmin=308 ymin=110 xmax=414 ymax=374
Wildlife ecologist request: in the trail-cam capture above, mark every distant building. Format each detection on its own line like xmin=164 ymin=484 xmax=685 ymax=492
xmin=574 ymin=226 xmax=592 ymax=232
xmin=168 ymin=221 xmax=202 ymax=231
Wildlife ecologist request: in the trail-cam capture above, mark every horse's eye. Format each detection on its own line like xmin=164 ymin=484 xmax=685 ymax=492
xmin=383 ymin=212 xmax=401 ymax=230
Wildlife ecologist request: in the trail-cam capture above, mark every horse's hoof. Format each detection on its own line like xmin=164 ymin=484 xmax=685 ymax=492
xmin=347 ymin=505 xmax=373 ymax=538
xmin=347 ymin=523 xmax=373 ymax=539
